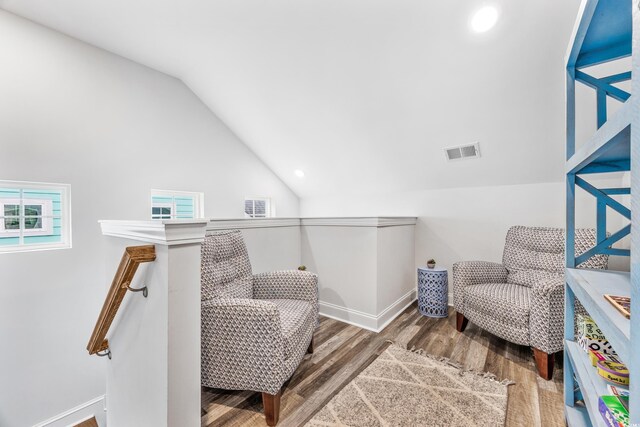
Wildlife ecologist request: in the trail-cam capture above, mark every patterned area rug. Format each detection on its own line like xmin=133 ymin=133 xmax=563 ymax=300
xmin=306 ymin=345 xmax=512 ymax=427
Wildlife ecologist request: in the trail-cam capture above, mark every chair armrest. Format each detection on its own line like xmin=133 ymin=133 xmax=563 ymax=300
xmin=201 ymin=298 xmax=286 ymax=393
xmin=530 ymin=275 xmax=565 ymax=354
xmin=253 ymin=270 xmax=319 ymax=319
xmin=531 ymin=275 xmax=564 ymax=297
xmin=452 ymin=261 xmax=508 ymax=311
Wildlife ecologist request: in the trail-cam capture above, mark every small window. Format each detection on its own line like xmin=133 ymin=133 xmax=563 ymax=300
xmin=0 ymin=181 xmax=71 ymax=253
xmin=244 ymin=197 xmax=272 ymax=218
xmin=150 ymin=190 xmax=204 ymax=220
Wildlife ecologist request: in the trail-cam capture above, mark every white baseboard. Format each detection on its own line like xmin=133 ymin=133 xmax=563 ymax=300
xmin=33 ymin=395 xmax=105 ymax=427
xmin=319 ymin=289 xmax=417 ymax=333
xmin=376 ymin=290 xmax=417 ymax=331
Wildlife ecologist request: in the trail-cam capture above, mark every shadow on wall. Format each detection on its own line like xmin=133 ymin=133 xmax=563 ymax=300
xmin=415 ymin=216 xmax=507 ymax=269
xmin=299 ymin=231 xmax=348 ymax=314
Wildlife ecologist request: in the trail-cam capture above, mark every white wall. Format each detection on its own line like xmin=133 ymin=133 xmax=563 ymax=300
xmin=0 ymin=11 xmax=298 ymax=427
xmin=236 ymin=227 xmax=302 ymax=274
xmin=301 ymin=180 xmax=631 ymax=302
xmin=302 ymin=226 xmax=378 ymax=316
xmin=376 ymin=225 xmax=416 ymax=313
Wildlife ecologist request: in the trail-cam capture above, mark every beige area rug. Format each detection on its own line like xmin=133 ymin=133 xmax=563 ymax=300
xmin=306 ymin=344 xmax=512 ymax=427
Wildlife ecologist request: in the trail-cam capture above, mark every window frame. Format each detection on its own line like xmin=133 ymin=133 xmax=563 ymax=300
xmin=0 ymin=181 xmax=72 ymax=253
xmin=150 ymin=189 xmax=204 ymax=220
xmin=244 ymin=197 xmax=272 ymax=218
xmin=0 ymin=197 xmax=54 ymax=237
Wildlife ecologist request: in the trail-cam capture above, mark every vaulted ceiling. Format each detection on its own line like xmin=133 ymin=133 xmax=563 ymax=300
xmin=0 ymin=0 xmax=582 ymax=198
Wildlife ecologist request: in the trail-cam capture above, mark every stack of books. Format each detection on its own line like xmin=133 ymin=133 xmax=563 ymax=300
xmin=599 ymin=385 xmax=629 ymax=427
xmin=577 ymin=314 xmax=615 ymax=355
xmin=577 ymin=315 xmax=630 ymax=427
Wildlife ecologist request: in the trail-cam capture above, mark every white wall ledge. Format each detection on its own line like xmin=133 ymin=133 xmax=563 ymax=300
xmin=301 ymin=217 xmax=417 ymax=227
xmin=207 ymin=218 xmax=300 ymax=230
xmin=206 ymin=216 xmax=417 ymax=230
xmin=100 ymin=217 xmax=417 ymax=242
xmin=99 ymin=220 xmax=209 ymax=245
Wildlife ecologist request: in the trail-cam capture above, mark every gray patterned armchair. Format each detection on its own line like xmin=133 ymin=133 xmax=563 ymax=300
xmin=201 ymin=230 xmax=318 ymax=426
xmin=453 ymin=226 xmax=607 ymax=380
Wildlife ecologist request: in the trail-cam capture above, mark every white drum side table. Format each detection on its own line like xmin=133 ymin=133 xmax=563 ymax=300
xmin=417 ymin=267 xmax=448 ymax=318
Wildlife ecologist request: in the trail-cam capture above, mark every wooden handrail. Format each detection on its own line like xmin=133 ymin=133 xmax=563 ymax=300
xmin=87 ymin=245 xmax=156 ymax=356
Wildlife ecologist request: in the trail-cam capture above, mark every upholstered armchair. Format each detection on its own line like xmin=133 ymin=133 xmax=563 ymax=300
xmin=201 ymin=230 xmax=318 ymax=426
xmin=453 ymin=226 xmax=607 ymax=380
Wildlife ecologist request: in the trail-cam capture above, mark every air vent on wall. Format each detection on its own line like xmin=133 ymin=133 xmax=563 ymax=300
xmin=444 ymin=142 xmax=481 ymax=161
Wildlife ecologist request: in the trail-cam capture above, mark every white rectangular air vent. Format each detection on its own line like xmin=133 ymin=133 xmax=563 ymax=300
xmin=444 ymin=142 xmax=481 ymax=161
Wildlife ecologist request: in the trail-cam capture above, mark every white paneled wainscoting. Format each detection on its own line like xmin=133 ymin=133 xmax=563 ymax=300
xmin=208 ymin=217 xmax=418 ymax=331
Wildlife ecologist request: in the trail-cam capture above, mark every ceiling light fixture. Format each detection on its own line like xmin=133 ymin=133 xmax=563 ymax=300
xmin=470 ymin=6 xmax=499 ymax=33
xmin=294 ymin=169 xmax=305 ymax=178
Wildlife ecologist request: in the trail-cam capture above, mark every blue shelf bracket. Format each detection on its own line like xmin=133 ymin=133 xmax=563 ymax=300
xmin=571 ymin=176 xmax=631 ymax=265
xmin=575 ymin=70 xmax=631 ymax=102
xmin=575 ymin=70 xmax=631 ymax=133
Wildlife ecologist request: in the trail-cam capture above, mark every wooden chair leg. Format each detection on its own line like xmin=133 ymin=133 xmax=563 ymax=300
xmin=262 ymin=390 xmax=282 ymax=426
xmin=533 ymin=347 xmax=554 ymax=380
xmin=456 ymin=312 xmax=468 ymax=332
xmin=307 ymin=337 xmax=314 ymax=354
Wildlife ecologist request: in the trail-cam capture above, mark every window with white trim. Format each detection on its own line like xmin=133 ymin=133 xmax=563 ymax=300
xmin=150 ymin=189 xmax=204 ymax=220
xmin=244 ymin=197 xmax=272 ymax=218
xmin=0 ymin=181 xmax=71 ymax=253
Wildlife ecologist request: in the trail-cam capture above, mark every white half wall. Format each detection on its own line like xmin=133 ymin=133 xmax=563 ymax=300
xmin=0 ymin=11 xmax=299 ymax=427
xmin=300 ymin=181 xmax=631 ymax=303
xmin=207 ymin=218 xmax=417 ymax=332
xmin=207 ymin=219 xmax=302 ymax=274
xmin=301 ymin=218 xmax=416 ymax=331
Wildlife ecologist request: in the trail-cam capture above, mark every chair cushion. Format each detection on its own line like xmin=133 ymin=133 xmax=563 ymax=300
xmin=201 ymin=231 xmax=253 ymax=300
xmin=506 ymin=269 xmax=565 ymax=288
xmin=502 ymin=226 xmax=607 ymax=288
xmin=464 ymin=283 xmax=531 ymax=345
xmin=502 ymin=226 xmax=564 ymax=287
xmin=270 ymin=299 xmax=314 ymax=359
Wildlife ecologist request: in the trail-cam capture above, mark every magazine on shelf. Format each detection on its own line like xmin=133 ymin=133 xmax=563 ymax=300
xmin=604 ymin=295 xmax=631 ymax=319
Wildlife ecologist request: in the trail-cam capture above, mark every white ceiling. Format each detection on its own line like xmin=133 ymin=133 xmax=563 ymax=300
xmin=0 ymin=0 xmax=582 ymax=198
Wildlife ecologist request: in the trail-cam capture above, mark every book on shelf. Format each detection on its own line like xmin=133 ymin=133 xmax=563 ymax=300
xmin=589 ymin=349 xmax=623 ymax=367
xmin=597 ymin=360 xmax=629 ymax=386
xmin=577 ymin=314 xmax=616 ymax=354
xmin=599 ymin=395 xmax=629 ymax=427
xmin=604 ymin=295 xmax=631 ymax=319
xmin=607 ymin=384 xmax=630 ymax=398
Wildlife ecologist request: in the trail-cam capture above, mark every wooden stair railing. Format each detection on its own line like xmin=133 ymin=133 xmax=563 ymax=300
xmin=87 ymin=245 xmax=156 ymax=357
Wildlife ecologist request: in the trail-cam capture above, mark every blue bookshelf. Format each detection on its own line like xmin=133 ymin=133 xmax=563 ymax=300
xmin=564 ymin=1 xmax=636 ymax=426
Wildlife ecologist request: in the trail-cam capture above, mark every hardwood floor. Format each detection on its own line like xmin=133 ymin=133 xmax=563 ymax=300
xmin=201 ymin=304 xmax=565 ymax=427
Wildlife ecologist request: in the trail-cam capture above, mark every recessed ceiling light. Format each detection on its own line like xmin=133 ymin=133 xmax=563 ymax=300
xmin=471 ymin=6 xmax=499 ymax=33
xmin=294 ymin=169 xmax=305 ymax=178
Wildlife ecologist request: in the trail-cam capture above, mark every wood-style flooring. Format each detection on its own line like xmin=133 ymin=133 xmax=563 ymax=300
xmin=201 ymin=304 xmax=565 ymax=427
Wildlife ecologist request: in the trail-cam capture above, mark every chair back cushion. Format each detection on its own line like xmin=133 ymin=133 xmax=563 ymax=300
xmin=502 ymin=226 xmax=607 ymax=287
xmin=201 ymin=230 xmax=253 ymax=300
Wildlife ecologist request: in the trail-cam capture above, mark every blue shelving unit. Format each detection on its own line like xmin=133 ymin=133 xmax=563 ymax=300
xmin=564 ymin=1 xmax=636 ymax=426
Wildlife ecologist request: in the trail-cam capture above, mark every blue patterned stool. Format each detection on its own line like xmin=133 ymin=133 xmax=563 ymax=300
xmin=417 ymin=267 xmax=448 ymax=318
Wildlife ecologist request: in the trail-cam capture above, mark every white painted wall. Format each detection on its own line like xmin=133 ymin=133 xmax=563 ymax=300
xmin=0 ymin=11 xmax=298 ymax=427
xmin=206 ymin=219 xmax=303 ymax=274
xmin=301 ymin=219 xmax=416 ymax=331
xmin=376 ymin=225 xmax=416 ymax=314
xmin=301 ymin=180 xmax=631 ymax=302
xmin=302 ymin=226 xmax=378 ymax=316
